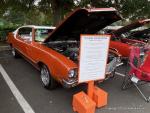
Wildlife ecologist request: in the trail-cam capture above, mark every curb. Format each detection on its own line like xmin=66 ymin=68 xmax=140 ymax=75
xmin=0 ymin=46 xmax=11 ymax=51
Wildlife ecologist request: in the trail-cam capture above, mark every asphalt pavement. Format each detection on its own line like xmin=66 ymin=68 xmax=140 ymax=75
xmin=0 ymin=50 xmax=150 ymax=113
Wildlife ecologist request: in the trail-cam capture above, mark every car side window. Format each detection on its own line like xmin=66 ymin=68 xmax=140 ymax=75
xmin=35 ymin=29 xmax=53 ymax=42
xmin=18 ymin=27 xmax=32 ymax=41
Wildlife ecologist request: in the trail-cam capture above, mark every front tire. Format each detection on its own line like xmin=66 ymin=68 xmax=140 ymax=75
xmin=40 ymin=64 xmax=57 ymax=89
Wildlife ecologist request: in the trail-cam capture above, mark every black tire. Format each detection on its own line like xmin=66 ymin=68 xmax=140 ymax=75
xmin=40 ymin=64 xmax=57 ymax=90
xmin=11 ymin=46 xmax=20 ymax=58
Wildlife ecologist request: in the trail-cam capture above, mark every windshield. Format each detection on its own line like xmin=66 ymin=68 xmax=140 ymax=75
xmin=35 ymin=28 xmax=53 ymax=42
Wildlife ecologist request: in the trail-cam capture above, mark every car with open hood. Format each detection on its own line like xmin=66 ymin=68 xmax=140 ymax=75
xmin=129 ymin=28 xmax=150 ymax=43
xmin=109 ymin=19 xmax=150 ymax=58
xmin=7 ymin=8 xmax=122 ymax=89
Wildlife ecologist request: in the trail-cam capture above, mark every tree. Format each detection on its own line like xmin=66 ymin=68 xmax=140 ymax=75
xmin=88 ymin=0 xmax=150 ymax=20
xmin=38 ymin=0 xmax=74 ymax=25
xmin=1 ymin=0 xmax=150 ymax=26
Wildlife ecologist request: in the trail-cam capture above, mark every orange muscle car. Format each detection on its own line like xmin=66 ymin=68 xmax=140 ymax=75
xmin=7 ymin=8 xmax=122 ymax=89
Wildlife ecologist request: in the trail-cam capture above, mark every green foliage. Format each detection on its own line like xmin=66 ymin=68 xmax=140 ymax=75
xmin=1 ymin=0 xmax=150 ymax=41
xmin=1 ymin=0 xmax=150 ymax=27
xmin=76 ymin=0 xmax=150 ymax=20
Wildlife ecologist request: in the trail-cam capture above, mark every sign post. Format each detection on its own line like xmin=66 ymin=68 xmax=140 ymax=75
xmin=87 ymin=81 xmax=94 ymax=99
xmin=73 ymin=34 xmax=110 ymax=113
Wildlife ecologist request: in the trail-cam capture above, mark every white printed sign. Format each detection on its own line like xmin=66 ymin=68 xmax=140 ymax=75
xmin=78 ymin=35 xmax=110 ymax=83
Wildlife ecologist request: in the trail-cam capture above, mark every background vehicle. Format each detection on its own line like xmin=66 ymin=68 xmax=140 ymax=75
xmin=109 ymin=19 xmax=150 ymax=58
xmin=129 ymin=28 xmax=150 ymax=43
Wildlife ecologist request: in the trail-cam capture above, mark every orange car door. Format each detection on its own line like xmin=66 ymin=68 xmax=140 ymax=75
xmin=25 ymin=41 xmax=37 ymax=63
xmin=21 ymin=27 xmax=34 ymax=60
xmin=23 ymin=27 xmax=38 ymax=63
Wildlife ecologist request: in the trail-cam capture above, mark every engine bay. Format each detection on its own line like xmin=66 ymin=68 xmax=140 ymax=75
xmin=45 ymin=40 xmax=120 ymax=67
xmin=45 ymin=40 xmax=79 ymax=61
xmin=45 ymin=39 xmax=122 ymax=76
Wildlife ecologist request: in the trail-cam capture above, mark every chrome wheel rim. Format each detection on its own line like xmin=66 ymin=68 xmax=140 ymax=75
xmin=11 ymin=48 xmax=15 ymax=56
xmin=41 ymin=66 xmax=50 ymax=86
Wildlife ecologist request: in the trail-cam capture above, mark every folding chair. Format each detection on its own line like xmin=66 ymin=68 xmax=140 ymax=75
xmin=122 ymin=46 xmax=150 ymax=102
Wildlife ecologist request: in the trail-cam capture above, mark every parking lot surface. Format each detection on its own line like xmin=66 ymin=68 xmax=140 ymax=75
xmin=0 ymin=50 xmax=150 ymax=113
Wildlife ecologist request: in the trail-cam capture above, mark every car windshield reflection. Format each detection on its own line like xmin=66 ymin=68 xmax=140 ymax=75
xmin=35 ymin=29 xmax=53 ymax=42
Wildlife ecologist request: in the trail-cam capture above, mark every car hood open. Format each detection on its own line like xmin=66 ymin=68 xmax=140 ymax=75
xmin=44 ymin=8 xmax=121 ymax=42
xmin=131 ymin=28 xmax=150 ymax=37
xmin=112 ymin=19 xmax=150 ymax=36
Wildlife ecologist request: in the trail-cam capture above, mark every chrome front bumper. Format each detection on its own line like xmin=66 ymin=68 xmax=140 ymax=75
xmin=62 ymin=57 xmax=123 ymax=88
xmin=62 ymin=78 xmax=78 ymax=88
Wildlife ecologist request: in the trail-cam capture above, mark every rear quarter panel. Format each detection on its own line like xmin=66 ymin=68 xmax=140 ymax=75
xmin=7 ymin=32 xmax=15 ymax=45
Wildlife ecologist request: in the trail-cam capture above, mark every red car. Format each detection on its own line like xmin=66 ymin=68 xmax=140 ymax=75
xmin=129 ymin=27 xmax=150 ymax=43
xmin=110 ymin=19 xmax=150 ymax=58
xmin=7 ymin=8 xmax=122 ymax=89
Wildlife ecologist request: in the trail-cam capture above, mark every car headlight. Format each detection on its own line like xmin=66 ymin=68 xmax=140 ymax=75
xmin=68 ymin=69 xmax=77 ymax=78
